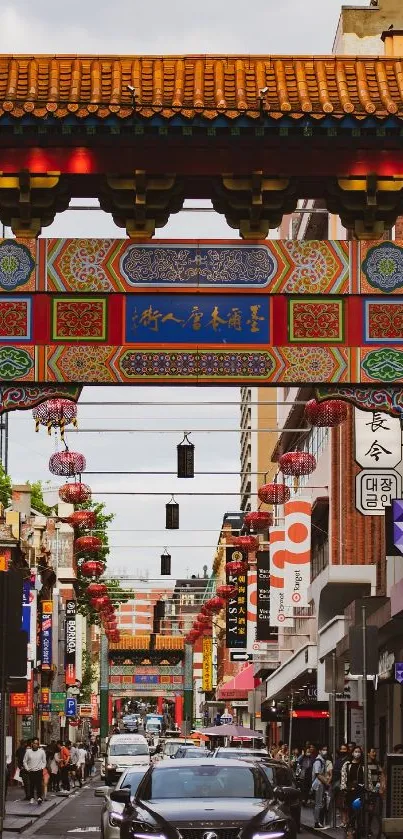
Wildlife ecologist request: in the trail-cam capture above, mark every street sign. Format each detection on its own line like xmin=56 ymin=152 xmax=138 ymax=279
xmin=230 ymin=652 xmax=252 ymax=662
xmin=354 ymin=409 xmax=402 ymax=469
xmin=51 ymin=692 xmax=67 ymax=712
xmin=78 ymin=704 xmax=92 ymax=718
xmin=355 ymin=469 xmax=402 ymax=515
xmin=65 ymin=697 xmax=77 ymax=717
xmin=220 ymin=713 xmax=233 ymax=724
xmin=395 ymin=663 xmax=403 ymax=684
xmin=38 ymin=703 xmax=51 ymax=712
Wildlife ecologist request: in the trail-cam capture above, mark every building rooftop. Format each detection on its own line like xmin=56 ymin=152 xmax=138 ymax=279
xmin=0 ymin=55 xmax=402 ymax=120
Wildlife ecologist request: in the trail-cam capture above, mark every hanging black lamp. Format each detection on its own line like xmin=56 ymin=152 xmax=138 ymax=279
xmin=161 ymin=549 xmax=171 ymax=576
xmin=166 ymin=495 xmax=179 ymax=530
xmin=177 ymin=432 xmax=194 ymax=478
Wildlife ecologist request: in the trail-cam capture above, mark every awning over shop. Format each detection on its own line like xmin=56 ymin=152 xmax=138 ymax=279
xmin=264 ymin=643 xmax=317 ymax=702
xmin=217 ymin=664 xmax=255 ymax=701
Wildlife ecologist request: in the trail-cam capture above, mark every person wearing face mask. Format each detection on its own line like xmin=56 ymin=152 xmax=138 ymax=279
xmin=340 ymin=745 xmax=373 ymax=823
xmin=332 ymin=744 xmax=350 ymax=827
xmin=23 ymin=738 xmax=46 ymax=805
xmin=312 ymin=745 xmax=330 ymax=829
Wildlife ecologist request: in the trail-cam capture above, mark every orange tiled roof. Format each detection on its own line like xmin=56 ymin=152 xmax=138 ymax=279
xmin=0 ymin=55 xmax=402 ymax=119
xmin=109 ymin=635 xmax=150 ymax=650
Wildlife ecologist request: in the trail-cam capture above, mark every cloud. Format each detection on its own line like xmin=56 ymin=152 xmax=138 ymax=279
xmin=0 ymin=0 xmax=370 ymax=55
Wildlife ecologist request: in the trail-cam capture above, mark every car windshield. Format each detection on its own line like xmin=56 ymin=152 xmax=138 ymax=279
xmin=119 ymin=771 xmax=147 ymax=794
xmin=148 ymin=765 xmax=272 ymax=799
xmin=176 ymin=749 xmax=208 ymax=758
xmin=110 ymin=744 xmax=148 ymax=756
xmin=217 ymin=750 xmax=266 ymax=759
xmin=163 ymin=741 xmax=187 ymax=757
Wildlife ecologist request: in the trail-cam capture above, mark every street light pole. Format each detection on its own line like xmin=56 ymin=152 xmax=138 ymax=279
xmin=362 ymin=605 xmax=368 ymax=838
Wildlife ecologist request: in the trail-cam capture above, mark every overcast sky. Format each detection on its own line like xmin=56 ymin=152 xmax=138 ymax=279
xmin=5 ymin=0 xmax=369 ymax=585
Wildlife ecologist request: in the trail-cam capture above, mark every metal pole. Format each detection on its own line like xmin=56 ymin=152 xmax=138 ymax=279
xmin=288 ymin=690 xmax=294 ymax=761
xmin=362 ymin=605 xmax=368 ymax=837
xmin=330 ymin=651 xmax=337 ymax=828
xmin=0 ymin=571 xmax=8 ymax=839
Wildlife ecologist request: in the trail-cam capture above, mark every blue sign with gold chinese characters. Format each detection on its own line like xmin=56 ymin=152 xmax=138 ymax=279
xmin=125 ymin=294 xmax=269 ymax=345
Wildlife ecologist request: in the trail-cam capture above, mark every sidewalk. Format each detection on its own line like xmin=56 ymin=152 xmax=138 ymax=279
xmin=4 ymin=781 xmax=86 ymax=833
xmin=301 ymin=805 xmax=345 ymax=839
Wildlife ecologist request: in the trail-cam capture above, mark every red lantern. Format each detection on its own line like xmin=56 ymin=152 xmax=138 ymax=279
xmin=200 ymin=604 xmax=209 ymax=616
xmin=49 ymin=450 xmax=86 ymax=477
xmin=93 ymin=596 xmax=110 ymax=610
xmin=216 ymin=584 xmax=238 ymax=599
xmin=305 ymin=398 xmax=348 ymax=427
xmin=196 ymin=614 xmax=210 ymax=626
xmin=109 ymin=632 xmax=120 ymax=643
xmin=187 ymin=630 xmax=200 ymax=643
xmin=101 ymin=606 xmax=115 ymax=618
xmin=33 ymin=398 xmax=78 ymax=439
xmin=244 ymin=511 xmax=273 ymax=532
xmin=258 ymin=483 xmax=291 ymax=505
xmin=80 ymin=560 xmax=105 ymax=578
xmin=87 ymin=582 xmax=107 ymax=597
xmin=279 ymin=451 xmax=316 ymax=477
xmin=59 ymin=482 xmax=92 ymax=504
xmin=225 ymin=560 xmax=248 ymax=576
xmin=75 ymin=535 xmax=103 ymax=553
xmin=230 ymin=535 xmax=259 ymax=552
xmin=207 ymin=596 xmax=225 ymax=612
xmin=65 ymin=510 xmax=97 ymax=529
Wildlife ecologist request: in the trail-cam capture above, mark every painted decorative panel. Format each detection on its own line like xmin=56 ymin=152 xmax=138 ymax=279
xmin=288 ymin=299 xmax=344 ymax=343
xmin=52 ymin=297 xmax=107 ymax=341
xmin=0 ymin=297 xmax=31 ymax=340
xmin=125 ymin=294 xmax=269 ymax=344
xmin=364 ymin=299 xmax=403 ymax=344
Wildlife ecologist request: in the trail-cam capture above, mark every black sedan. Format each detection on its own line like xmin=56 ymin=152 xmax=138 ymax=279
xmin=113 ymin=758 xmax=296 ymax=839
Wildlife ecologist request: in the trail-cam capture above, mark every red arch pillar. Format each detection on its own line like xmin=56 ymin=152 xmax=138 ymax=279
xmin=157 ymin=696 xmax=164 ymax=715
xmin=175 ymin=695 xmax=183 ymax=728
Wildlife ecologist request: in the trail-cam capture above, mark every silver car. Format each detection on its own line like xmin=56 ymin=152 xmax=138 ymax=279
xmin=95 ymin=767 xmax=147 ymax=839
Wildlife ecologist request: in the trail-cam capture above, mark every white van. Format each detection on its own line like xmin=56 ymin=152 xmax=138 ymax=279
xmin=105 ymin=734 xmax=150 ymax=784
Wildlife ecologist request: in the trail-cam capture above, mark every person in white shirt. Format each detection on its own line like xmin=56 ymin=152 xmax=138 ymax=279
xmin=75 ymin=744 xmax=87 ymax=788
xmin=23 ymin=739 xmax=46 ymax=804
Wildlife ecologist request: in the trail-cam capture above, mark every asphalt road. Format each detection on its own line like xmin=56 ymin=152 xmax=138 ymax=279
xmin=30 ymin=779 xmax=103 ymax=839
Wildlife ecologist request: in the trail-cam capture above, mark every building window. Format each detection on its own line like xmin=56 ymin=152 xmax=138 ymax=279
xmin=311 ymin=503 xmax=329 ymax=581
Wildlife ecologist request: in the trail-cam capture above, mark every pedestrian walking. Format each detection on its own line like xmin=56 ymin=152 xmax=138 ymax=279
xmin=49 ymin=747 xmax=60 ymax=792
xmin=312 ymin=744 xmax=329 ymax=829
xmin=57 ymin=740 xmax=71 ymax=792
xmin=75 ymin=743 xmax=87 ymax=788
xmin=23 ymin=738 xmax=46 ymax=804
xmin=70 ymin=742 xmax=79 ymax=787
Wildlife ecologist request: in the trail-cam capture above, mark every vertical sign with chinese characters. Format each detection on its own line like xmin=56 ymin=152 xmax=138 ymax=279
xmin=269 ymin=528 xmax=294 ymax=627
xmin=41 ymin=600 xmax=53 ymax=670
xmin=65 ymin=600 xmax=76 ymax=685
xmin=355 ymin=470 xmax=402 ymax=516
xmin=256 ymin=550 xmax=278 ymax=643
xmin=354 ymin=409 xmax=402 ymax=469
xmin=225 ymin=547 xmax=248 ymax=649
xmin=202 ymin=636 xmax=213 ymax=692
xmin=284 ymin=498 xmax=312 ymax=607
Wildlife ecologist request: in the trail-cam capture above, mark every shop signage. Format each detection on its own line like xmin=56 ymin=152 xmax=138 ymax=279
xmin=10 ymin=676 xmax=33 ymax=714
xmin=269 ymin=528 xmax=293 ymax=627
xmin=395 ymin=663 xmax=403 ymax=684
xmin=354 ymin=409 xmax=402 ymax=469
xmin=226 ymin=547 xmax=248 ymax=649
xmin=284 ymin=498 xmax=312 ymax=607
xmin=41 ymin=600 xmax=53 ymax=670
xmin=91 ymin=693 xmax=98 ymax=720
xmin=355 ymin=469 xmax=401 ymax=516
xmin=256 ymin=551 xmax=278 ymax=643
xmin=65 ymin=600 xmax=76 ymax=685
xmin=79 ymin=704 xmax=92 ymax=718
xmin=40 ymin=686 xmax=51 ymax=721
xmin=51 ymin=692 xmax=67 ymax=712
xmin=202 ymin=636 xmax=213 ymax=692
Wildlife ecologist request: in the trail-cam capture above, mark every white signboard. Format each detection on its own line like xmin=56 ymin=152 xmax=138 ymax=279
xmin=355 ymin=469 xmax=402 ymax=516
xmin=354 ymin=409 xmax=402 ymax=469
xmin=269 ymin=527 xmax=293 ymax=627
xmin=284 ymin=497 xmax=312 ymax=607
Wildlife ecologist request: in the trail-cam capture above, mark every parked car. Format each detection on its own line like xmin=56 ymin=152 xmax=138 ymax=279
xmin=158 ymin=737 xmax=194 ymax=760
xmin=95 ymin=767 xmax=148 ymax=839
xmin=112 ymin=758 xmax=296 ymax=839
xmin=172 ymin=746 xmax=210 ymax=759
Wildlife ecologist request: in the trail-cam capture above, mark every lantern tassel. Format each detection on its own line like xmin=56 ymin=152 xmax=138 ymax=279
xmin=35 ymin=419 xmax=40 ymax=433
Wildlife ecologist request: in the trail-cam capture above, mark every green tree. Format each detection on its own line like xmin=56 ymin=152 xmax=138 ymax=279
xmin=0 ymin=463 xmax=11 ymax=508
xmin=27 ymin=480 xmax=54 ymax=516
xmin=81 ymin=649 xmax=97 ymax=702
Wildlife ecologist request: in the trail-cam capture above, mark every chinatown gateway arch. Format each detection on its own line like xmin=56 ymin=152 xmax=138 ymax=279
xmin=3 ymin=6 xmax=403 ymax=765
